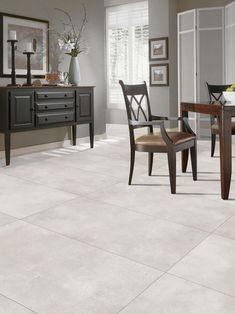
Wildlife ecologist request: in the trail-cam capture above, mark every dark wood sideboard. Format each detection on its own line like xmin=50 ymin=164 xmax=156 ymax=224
xmin=0 ymin=86 xmax=94 ymax=166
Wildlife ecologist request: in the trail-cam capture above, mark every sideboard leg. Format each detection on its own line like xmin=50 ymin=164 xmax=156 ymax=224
xmin=89 ymin=122 xmax=94 ymax=148
xmin=4 ymin=133 xmax=11 ymax=166
xmin=72 ymin=125 xmax=77 ymax=146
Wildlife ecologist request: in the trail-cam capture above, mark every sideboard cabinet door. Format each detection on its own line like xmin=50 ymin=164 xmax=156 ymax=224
xmin=76 ymin=89 xmax=93 ymax=122
xmin=10 ymin=91 xmax=35 ymax=130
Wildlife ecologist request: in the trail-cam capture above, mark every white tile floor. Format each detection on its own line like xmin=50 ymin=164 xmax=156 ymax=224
xmin=0 ymin=124 xmax=234 ymax=314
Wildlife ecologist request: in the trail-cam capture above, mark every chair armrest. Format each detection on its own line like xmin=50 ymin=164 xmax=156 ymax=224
xmin=182 ymin=117 xmax=196 ymax=136
xmin=151 ymin=115 xmax=168 ymax=121
xmin=130 ymin=120 xmax=163 ymax=127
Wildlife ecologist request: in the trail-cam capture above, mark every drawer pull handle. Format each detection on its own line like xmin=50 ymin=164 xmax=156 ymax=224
xmin=45 ymin=118 xmax=48 ymax=121
xmin=64 ymin=94 xmax=67 ymax=97
xmin=44 ymin=95 xmax=48 ymax=98
xmin=64 ymin=104 xmax=68 ymax=108
xmin=65 ymin=116 xmax=68 ymax=119
xmin=44 ymin=106 xmax=48 ymax=109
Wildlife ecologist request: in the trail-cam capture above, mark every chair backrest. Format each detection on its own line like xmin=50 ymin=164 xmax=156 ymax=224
xmin=119 ymin=80 xmax=152 ymax=126
xmin=206 ymin=82 xmax=231 ymax=102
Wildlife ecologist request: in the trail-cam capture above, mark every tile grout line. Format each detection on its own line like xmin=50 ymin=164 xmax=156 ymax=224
xmin=116 ymin=206 xmax=235 ymax=312
xmin=19 ymin=219 xmax=164 ymax=273
xmin=166 ymin=211 xmax=235 ymax=275
xmin=117 ymin=272 xmax=166 ymax=313
xmin=0 ymin=292 xmax=38 ymax=314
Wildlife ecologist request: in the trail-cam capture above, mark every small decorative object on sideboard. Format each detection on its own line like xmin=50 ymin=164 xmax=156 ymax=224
xmin=49 ymin=6 xmax=88 ymax=85
xmin=23 ymin=43 xmax=35 ymax=86
xmin=7 ymin=31 xmax=20 ymax=86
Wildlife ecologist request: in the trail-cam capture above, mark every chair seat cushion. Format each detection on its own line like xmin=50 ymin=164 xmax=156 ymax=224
xmin=135 ymin=132 xmax=195 ymax=148
xmin=211 ymin=122 xmax=235 ymax=131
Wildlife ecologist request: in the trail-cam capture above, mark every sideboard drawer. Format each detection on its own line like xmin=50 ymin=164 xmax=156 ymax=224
xmin=36 ymin=100 xmax=75 ymax=111
xmin=36 ymin=110 xmax=75 ymax=126
xmin=36 ymin=90 xmax=74 ymax=100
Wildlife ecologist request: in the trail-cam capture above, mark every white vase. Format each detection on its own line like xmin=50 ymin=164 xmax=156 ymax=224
xmin=68 ymin=56 xmax=80 ymax=85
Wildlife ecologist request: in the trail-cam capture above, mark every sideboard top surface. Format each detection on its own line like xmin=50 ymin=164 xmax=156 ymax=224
xmin=0 ymin=85 xmax=95 ymax=90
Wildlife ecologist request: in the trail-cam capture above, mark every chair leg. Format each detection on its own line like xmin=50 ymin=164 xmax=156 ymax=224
xmin=211 ymin=133 xmax=216 ymax=157
xmin=148 ymin=152 xmax=153 ymax=176
xmin=182 ymin=149 xmax=189 ymax=173
xmin=167 ymin=150 xmax=176 ymax=194
xmin=128 ymin=149 xmax=135 ymax=185
xmin=190 ymin=141 xmax=197 ymax=181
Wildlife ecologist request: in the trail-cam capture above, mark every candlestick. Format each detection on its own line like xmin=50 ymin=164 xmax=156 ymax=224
xmin=26 ymin=42 xmax=33 ymax=52
xmin=9 ymin=30 xmax=17 ymax=40
xmin=7 ymin=39 xmax=20 ymax=86
xmin=23 ymin=51 xmax=34 ymax=86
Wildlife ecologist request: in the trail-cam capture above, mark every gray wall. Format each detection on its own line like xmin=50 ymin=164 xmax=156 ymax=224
xmin=0 ymin=0 xmax=106 ymax=151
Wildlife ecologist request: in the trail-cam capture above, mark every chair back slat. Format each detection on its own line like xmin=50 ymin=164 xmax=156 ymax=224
xmin=206 ymin=82 xmax=231 ymax=102
xmin=119 ymin=80 xmax=151 ymax=125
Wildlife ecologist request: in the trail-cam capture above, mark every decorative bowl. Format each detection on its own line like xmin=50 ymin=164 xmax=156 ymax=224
xmin=223 ymin=91 xmax=235 ymax=103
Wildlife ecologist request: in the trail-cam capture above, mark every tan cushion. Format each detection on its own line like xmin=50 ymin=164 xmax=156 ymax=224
xmin=135 ymin=132 xmax=195 ymax=148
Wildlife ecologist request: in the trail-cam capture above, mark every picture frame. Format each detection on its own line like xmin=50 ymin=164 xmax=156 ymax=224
xmin=149 ymin=37 xmax=168 ymax=61
xmin=0 ymin=12 xmax=49 ymax=78
xmin=150 ymin=63 xmax=169 ymax=86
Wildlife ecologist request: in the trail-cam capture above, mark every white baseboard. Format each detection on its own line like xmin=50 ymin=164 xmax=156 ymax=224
xmin=0 ymin=133 xmax=107 ymax=159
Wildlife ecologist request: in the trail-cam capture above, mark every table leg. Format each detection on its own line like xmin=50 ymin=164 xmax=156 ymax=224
xmin=219 ymin=110 xmax=232 ymax=200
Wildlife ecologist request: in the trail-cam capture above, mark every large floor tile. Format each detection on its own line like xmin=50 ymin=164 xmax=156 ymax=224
xmin=90 ymin=180 xmax=235 ymax=232
xmin=0 ymin=295 xmax=35 ymax=314
xmin=2 ymin=160 xmax=120 ymax=196
xmin=215 ymin=215 xmax=235 ymax=240
xmin=0 ymin=221 xmax=161 ymax=314
xmin=120 ymin=274 xmax=235 ymax=314
xmin=0 ymin=213 xmax=17 ymax=228
xmin=0 ymin=174 xmax=76 ymax=218
xmin=170 ymin=235 xmax=235 ymax=297
xmin=25 ymin=197 xmax=207 ymax=271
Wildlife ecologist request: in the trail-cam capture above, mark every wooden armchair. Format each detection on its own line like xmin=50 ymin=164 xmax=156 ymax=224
xmin=206 ymin=82 xmax=235 ymax=157
xmin=119 ymin=80 xmax=197 ymax=194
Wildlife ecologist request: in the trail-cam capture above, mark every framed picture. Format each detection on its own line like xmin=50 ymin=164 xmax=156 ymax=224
xmin=149 ymin=37 xmax=168 ymax=61
xmin=0 ymin=12 xmax=49 ymax=78
xmin=150 ymin=63 xmax=169 ymax=86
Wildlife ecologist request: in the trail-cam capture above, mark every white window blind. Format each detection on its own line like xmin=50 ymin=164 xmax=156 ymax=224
xmin=106 ymin=1 xmax=149 ymax=109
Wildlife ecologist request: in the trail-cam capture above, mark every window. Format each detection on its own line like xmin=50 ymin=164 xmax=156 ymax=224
xmin=106 ymin=1 xmax=149 ymax=109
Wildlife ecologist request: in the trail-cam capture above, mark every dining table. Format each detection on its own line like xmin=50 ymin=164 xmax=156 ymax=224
xmin=180 ymin=101 xmax=235 ymax=200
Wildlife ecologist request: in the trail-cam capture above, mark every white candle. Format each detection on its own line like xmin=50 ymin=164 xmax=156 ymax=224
xmin=26 ymin=43 xmax=33 ymax=52
xmin=9 ymin=30 xmax=17 ymax=40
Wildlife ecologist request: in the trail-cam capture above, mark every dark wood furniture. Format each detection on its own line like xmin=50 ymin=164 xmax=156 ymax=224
xmin=206 ymin=83 xmax=235 ymax=157
xmin=181 ymin=101 xmax=235 ymax=200
xmin=120 ymin=80 xmax=197 ymax=194
xmin=0 ymin=85 xmax=94 ymax=166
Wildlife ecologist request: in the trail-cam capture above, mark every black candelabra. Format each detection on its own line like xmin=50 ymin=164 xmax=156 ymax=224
xmin=23 ymin=51 xmax=34 ymax=86
xmin=7 ymin=40 xmax=20 ymax=86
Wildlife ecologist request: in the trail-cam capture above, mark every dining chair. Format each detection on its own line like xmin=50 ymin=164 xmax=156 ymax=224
xmin=206 ymin=82 xmax=235 ymax=157
xmin=119 ymin=80 xmax=197 ymax=194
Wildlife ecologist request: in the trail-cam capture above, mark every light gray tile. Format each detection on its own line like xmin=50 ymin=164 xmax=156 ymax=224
xmin=0 ymin=295 xmax=35 ymax=314
xmin=120 ymin=274 xmax=235 ymax=314
xmin=0 ymin=221 xmax=161 ymax=314
xmin=2 ymin=161 xmax=120 ymax=195
xmin=0 ymin=174 xmax=76 ymax=218
xmin=216 ymin=215 xmax=235 ymax=240
xmin=170 ymin=235 xmax=235 ymax=297
xmin=90 ymin=179 xmax=235 ymax=232
xmin=25 ymin=197 xmax=207 ymax=271
xmin=0 ymin=213 xmax=17 ymax=228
